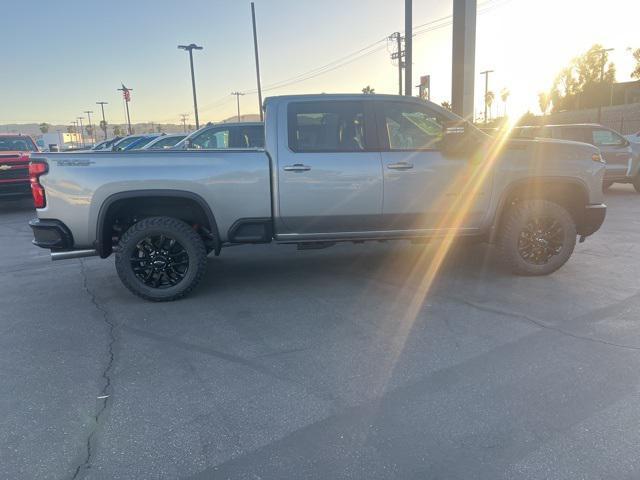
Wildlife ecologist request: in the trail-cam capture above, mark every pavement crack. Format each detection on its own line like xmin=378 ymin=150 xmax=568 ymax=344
xmin=453 ymin=297 xmax=640 ymax=353
xmin=70 ymin=261 xmax=117 ymax=480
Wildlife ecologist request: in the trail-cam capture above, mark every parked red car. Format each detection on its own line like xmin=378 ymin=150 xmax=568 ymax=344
xmin=0 ymin=134 xmax=38 ymax=198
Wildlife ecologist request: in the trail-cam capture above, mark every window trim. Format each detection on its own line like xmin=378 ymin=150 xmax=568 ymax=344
xmin=374 ymin=100 xmax=444 ymax=152
xmin=286 ymin=101 xmax=376 ymax=153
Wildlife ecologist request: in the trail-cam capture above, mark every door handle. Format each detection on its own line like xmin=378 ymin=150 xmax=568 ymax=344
xmin=283 ymin=164 xmax=311 ymax=172
xmin=387 ymin=162 xmax=414 ymax=170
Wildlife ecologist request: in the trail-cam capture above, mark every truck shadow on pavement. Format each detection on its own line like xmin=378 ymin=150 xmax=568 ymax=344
xmin=195 ymin=240 xmax=507 ymax=297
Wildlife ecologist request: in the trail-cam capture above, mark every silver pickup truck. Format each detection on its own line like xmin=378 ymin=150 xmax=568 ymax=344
xmin=29 ymin=94 xmax=607 ymax=301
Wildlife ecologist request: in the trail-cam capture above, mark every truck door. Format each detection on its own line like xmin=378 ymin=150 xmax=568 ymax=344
xmin=276 ymin=100 xmax=383 ymax=235
xmin=375 ymin=100 xmax=492 ymax=231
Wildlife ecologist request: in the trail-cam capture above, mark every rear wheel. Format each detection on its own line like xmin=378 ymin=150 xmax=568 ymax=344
xmin=498 ymin=199 xmax=576 ymax=276
xmin=115 ymin=216 xmax=207 ymax=301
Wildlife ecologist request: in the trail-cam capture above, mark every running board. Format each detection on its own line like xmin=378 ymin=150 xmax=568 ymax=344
xmin=51 ymin=249 xmax=99 ymax=261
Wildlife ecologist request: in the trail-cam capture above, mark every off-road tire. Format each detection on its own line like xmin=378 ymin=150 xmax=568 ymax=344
xmin=498 ymin=199 xmax=576 ymax=276
xmin=633 ymin=175 xmax=640 ymax=194
xmin=115 ymin=216 xmax=207 ymax=301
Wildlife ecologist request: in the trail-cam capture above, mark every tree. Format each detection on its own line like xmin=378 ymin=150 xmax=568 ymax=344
xmin=538 ymin=91 xmax=551 ymax=115
xmin=39 ymin=123 xmax=50 ymax=134
xmin=85 ymin=124 xmax=94 ymax=139
xmin=113 ymin=125 xmax=124 ymax=137
xmin=543 ymin=44 xmax=616 ymax=112
xmin=440 ymin=101 xmax=452 ymax=111
xmin=100 ymin=120 xmax=108 ymax=137
xmin=500 ymin=88 xmax=510 ymax=116
xmin=632 ymin=48 xmax=640 ymax=80
xmin=361 ymin=85 xmax=375 ymax=94
xmin=156 ymin=124 xmax=164 ymax=133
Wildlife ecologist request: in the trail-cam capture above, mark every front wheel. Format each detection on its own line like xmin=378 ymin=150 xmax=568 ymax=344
xmin=498 ymin=199 xmax=577 ymax=276
xmin=115 ymin=217 xmax=207 ymax=301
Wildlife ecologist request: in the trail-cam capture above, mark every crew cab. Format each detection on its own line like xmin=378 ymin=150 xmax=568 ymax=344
xmin=29 ymin=94 xmax=606 ymax=301
xmin=0 ymin=134 xmax=38 ymax=198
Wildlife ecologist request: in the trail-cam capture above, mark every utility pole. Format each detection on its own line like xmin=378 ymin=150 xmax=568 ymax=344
xmin=117 ymin=84 xmax=133 ymax=134
xmin=389 ymin=32 xmax=404 ymax=95
xmin=404 ymin=0 xmax=412 ymax=96
xmin=596 ymin=47 xmax=614 ymax=123
xmin=84 ymin=110 xmax=94 ymax=145
xmin=180 ymin=114 xmax=189 ymax=133
xmin=96 ymin=102 xmax=108 ymax=140
xmin=178 ymin=43 xmax=203 ymax=129
xmin=77 ymin=116 xmax=85 ymax=147
xmin=72 ymin=121 xmax=78 ymax=148
xmin=231 ymin=92 xmax=245 ymax=122
xmin=251 ymin=3 xmax=264 ymax=121
xmin=480 ymin=70 xmax=493 ymax=124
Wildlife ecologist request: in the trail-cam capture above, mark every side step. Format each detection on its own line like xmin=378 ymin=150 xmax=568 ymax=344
xmin=51 ymin=249 xmax=99 ymax=261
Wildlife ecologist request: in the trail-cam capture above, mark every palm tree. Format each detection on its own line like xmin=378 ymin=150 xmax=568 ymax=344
xmin=485 ymin=91 xmax=495 ymax=121
xmin=440 ymin=101 xmax=452 ymax=111
xmin=39 ymin=123 xmax=50 ymax=134
xmin=361 ymin=85 xmax=375 ymax=94
xmin=500 ymin=88 xmax=510 ymax=117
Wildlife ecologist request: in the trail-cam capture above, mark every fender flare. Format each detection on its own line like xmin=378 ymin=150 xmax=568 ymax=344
xmin=95 ymin=189 xmax=220 ymax=257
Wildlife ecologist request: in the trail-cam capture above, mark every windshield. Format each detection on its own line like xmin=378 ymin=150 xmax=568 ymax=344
xmin=113 ymin=136 xmax=144 ymax=150
xmin=148 ymin=135 xmax=186 ymax=149
xmin=0 ymin=136 xmax=37 ymax=152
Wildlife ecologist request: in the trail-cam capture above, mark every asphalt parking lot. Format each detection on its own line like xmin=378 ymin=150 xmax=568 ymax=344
xmin=2 ymin=186 xmax=640 ymax=480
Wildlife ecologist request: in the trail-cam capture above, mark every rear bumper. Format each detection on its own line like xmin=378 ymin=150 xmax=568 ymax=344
xmin=578 ymin=203 xmax=606 ymax=238
xmin=29 ymin=218 xmax=74 ymax=250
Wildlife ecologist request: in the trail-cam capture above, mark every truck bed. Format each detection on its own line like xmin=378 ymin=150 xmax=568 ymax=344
xmin=32 ymin=149 xmax=271 ymax=246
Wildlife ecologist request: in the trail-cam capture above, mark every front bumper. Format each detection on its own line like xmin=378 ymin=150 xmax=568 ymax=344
xmin=0 ymin=182 xmax=30 ymax=198
xmin=578 ymin=203 xmax=606 ymax=238
xmin=29 ymin=218 xmax=74 ymax=250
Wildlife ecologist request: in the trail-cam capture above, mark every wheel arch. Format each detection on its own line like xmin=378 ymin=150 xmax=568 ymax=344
xmin=96 ymin=189 xmax=220 ymax=257
xmin=489 ymin=177 xmax=590 ymax=243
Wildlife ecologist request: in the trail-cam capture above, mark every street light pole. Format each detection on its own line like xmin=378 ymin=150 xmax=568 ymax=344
xmin=96 ymin=102 xmax=108 ymax=140
xmin=84 ymin=110 xmax=94 ymax=145
xmin=251 ymin=3 xmax=264 ymax=121
xmin=178 ymin=43 xmax=203 ymax=129
xmin=480 ymin=70 xmax=494 ymax=124
xmin=231 ymin=92 xmax=245 ymax=122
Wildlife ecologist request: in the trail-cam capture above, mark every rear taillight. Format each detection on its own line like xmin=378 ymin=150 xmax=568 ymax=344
xmin=29 ymin=161 xmax=48 ymax=208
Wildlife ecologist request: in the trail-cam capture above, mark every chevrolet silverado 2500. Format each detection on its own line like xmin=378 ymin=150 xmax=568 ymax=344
xmin=29 ymin=94 xmax=607 ymax=301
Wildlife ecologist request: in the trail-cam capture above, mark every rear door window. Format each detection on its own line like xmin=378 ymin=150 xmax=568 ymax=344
xmin=190 ymin=128 xmax=230 ymax=149
xmin=287 ymin=102 xmax=367 ymax=152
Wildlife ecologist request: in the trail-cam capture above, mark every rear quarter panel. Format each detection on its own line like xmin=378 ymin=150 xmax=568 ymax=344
xmin=34 ymin=150 xmax=271 ymax=247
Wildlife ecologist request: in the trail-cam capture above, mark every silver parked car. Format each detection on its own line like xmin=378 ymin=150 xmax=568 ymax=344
xmin=174 ymin=122 xmax=264 ymax=149
xmin=140 ymin=134 xmax=186 ymax=150
xmin=514 ymin=124 xmax=639 ymax=192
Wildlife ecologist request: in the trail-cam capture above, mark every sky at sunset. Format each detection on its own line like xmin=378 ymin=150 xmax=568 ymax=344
xmin=2 ymin=0 xmax=638 ymax=126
